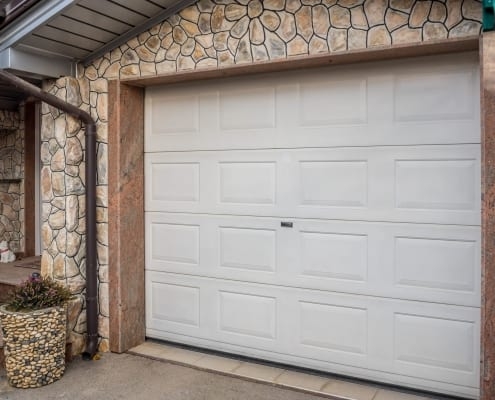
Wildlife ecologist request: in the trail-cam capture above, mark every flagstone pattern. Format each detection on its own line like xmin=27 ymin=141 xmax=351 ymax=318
xmin=39 ymin=0 xmax=481 ymax=354
xmin=0 ymin=109 xmax=24 ymax=254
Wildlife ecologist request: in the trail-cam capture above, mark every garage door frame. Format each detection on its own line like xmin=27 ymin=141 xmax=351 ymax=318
xmin=106 ymin=36 xmax=495 ymax=398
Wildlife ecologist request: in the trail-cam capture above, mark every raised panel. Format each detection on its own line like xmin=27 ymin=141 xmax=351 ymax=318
xmin=150 ymin=223 xmax=199 ymax=266
xmin=219 ymin=291 xmax=276 ymax=339
xmin=150 ymin=162 xmax=199 ymax=202
xmin=150 ymin=282 xmax=200 ymax=326
xmin=300 ymin=302 xmax=367 ymax=354
xmin=219 ymin=162 xmax=276 ymax=204
xmin=219 ymin=227 xmax=276 ymax=272
xmin=395 ymin=237 xmax=476 ymax=292
xmin=300 ymin=231 xmax=367 ymax=281
xmin=219 ymin=87 xmax=275 ymax=130
xmin=300 ymin=161 xmax=367 ymax=207
xmin=394 ymin=70 xmax=475 ymax=122
xmin=149 ymin=93 xmax=199 ymax=134
xmin=395 ymin=314 xmax=475 ymax=372
xmin=395 ymin=160 xmax=476 ymax=210
xmin=298 ymin=79 xmax=367 ymax=126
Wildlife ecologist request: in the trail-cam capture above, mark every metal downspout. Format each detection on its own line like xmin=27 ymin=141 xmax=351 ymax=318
xmin=0 ymin=69 xmax=98 ymax=360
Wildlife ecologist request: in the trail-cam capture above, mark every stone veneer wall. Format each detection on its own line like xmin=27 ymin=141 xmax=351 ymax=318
xmin=39 ymin=0 xmax=482 ymax=354
xmin=0 ymin=108 xmax=24 ymax=254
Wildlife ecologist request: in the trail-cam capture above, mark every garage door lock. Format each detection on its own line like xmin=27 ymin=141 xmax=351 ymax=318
xmin=281 ymin=221 xmax=293 ymax=228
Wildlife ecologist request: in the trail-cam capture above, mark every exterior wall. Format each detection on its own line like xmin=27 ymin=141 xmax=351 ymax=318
xmin=0 ymin=109 xmax=24 ymax=254
xmin=40 ymin=0 xmax=482 ymax=354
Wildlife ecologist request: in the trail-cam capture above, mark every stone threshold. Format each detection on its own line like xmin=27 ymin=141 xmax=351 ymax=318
xmin=129 ymin=341 xmax=454 ymax=400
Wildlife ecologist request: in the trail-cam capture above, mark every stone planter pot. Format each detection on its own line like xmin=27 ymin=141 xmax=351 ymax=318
xmin=0 ymin=304 xmax=66 ymax=388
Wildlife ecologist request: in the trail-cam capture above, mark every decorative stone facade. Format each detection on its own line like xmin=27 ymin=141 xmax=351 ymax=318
xmin=0 ymin=108 xmax=24 ymax=254
xmin=82 ymin=0 xmax=482 ymax=80
xmin=37 ymin=0 xmax=482 ymax=354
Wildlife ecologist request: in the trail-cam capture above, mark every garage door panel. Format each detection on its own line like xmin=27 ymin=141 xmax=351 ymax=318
xmin=146 ymin=272 xmax=479 ymax=389
xmin=145 ymin=145 xmax=480 ymax=225
xmin=146 ymin=213 xmax=480 ymax=307
xmin=146 ymin=54 xmax=479 ymax=152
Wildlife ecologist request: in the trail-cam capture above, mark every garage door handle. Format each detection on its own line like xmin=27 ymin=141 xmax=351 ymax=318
xmin=281 ymin=221 xmax=293 ymax=228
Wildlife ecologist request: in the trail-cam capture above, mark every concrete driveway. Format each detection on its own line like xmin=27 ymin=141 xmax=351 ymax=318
xmin=0 ymin=352 xmax=327 ymax=400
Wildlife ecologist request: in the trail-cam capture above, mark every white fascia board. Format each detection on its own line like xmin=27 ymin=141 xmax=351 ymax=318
xmin=0 ymin=0 xmax=79 ymax=52
xmin=0 ymin=47 xmax=74 ymax=78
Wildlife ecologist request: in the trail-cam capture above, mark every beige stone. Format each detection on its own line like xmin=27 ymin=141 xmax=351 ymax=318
xmin=138 ymin=31 xmax=150 ymax=44
xmin=231 ymin=15 xmax=250 ymax=38
xmin=97 ymin=93 xmax=108 ymax=122
xmin=235 ymin=34 xmax=253 ymax=63
xmin=449 ymin=20 xmax=481 ymax=37
xmin=65 ymin=175 xmax=85 ymax=196
xmin=181 ymin=37 xmax=196 ymax=56
xmin=156 ymin=60 xmax=177 ymax=74
xmin=260 ymin=10 xmax=280 ymax=31
xmin=96 ymin=186 xmax=108 ymax=207
xmin=445 ymin=0 xmax=462 ymax=30
xmin=364 ymin=0 xmax=387 ymax=27
xmin=166 ymin=43 xmax=181 ymax=60
xmin=351 ymin=6 xmax=368 ymax=29
xmin=155 ymin=48 xmax=166 ymax=63
xmin=66 ymin=231 xmax=81 ymax=258
xmin=328 ymin=27 xmax=347 ymax=51
xmin=385 ymin=9 xmax=408 ymax=31
xmin=252 ymin=44 xmax=269 ymax=61
xmin=249 ymin=18 xmax=265 ymax=45
xmin=120 ymin=64 xmax=140 ymax=77
xmin=309 ymin=35 xmax=329 ymax=53
xmin=139 ymin=60 xmax=156 ymax=75
xmin=429 ymin=1 xmax=446 ymax=23
xmin=54 ymin=117 xmax=66 ymax=147
xmin=192 ymin=43 xmax=208 ymax=62
xmin=277 ymin=12 xmax=297 ymax=41
xmin=214 ymin=31 xmax=230 ymax=50
xmin=51 ymin=172 xmax=65 ymax=197
xmin=225 ymin=4 xmax=246 ymax=21
xmin=68 ymin=274 xmax=86 ymax=294
xmin=338 ymin=0 xmax=364 ymax=6
xmin=330 ymin=5 xmax=351 ymax=28
xmin=196 ymin=33 xmax=214 ymax=49
xmin=301 ymin=0 xmax=321 ymax=4
xmin=265 ymin=30 xmax=287 ymax=58
xmin=391 ymin=25 xmax=422 ymax=44
xmin=228 ymin=36 xmax=240 ymax=54
xmin=177 ymin=54 xmax=195 ymax=70
xmin=99 ymin=282 xmax=110 ymax=316
xmin=65 ymin=137 xmax=83 ymax=166
xmin=49 ymin=209 xmax=65 ymax=230
xmin=144 ymin=36 xmax=160 ymax=53
xmin=172 ymin=26 xmax=188 ymax=45
xmin=211 ymin=5 xmax=226 ymax=32
xmin=159 ymin=21 xmax=172 ymax=39
xmin=287 ymin=35 xmax=309 ymax=56
xmin=409 ymin=1 xmax=431 ymax=28
xmin=295 ymin=6 xmax=313 ymax=41
xmin=103 ymin=63 xmax=120 ymax=79
xmin=53 ymin=254 xmax=65 ymax=279
xmin=55 ymin=228 xmax=67 ymax=253
xmin=389 ymin=0 xmax=414 ymax=12
xmin=462 ymin=0 xmax=481 ymax=21
xmin=198 ymin=12 xmax=212 ymax=34
xmin=348 ymin=27 xmax=367 ymax=49
xmin=313 ymin=5 xmax=330 ymax=37
xmin=181 ymin=19 xmax=201 ymax=37
xmin=121 ymin=49 xmax=138 ymax=66
xmin=98 ymin=315 xmax=110 ymax=338
xmin=264 ymin=0 xmax=285 ymax=11
xmin=286 ymin=0 xmax=302 ymax=13
xmin=218 ymin=50 xmax=235 ymax=66
xmin=85 ymin=66 xmax=98 ymax=80
xmin=66 ymin=195 xmax=79 ymax=232
xmin=423 ymin=21 xmax=448 ymax=40
xmin=109 ymin=47 xmax=123 ymax=64
xmin=65 ymin=257 xmax=80 ymax=278
xmin=248 ymin=0 xmax=263 ymax=18
xmin=180 ymin=4 xmax=200 ymax=23
xmin=368 ymin=24 xmax=392 ymax=46
xmin=50 ymin=148 xmax=65 ymax=172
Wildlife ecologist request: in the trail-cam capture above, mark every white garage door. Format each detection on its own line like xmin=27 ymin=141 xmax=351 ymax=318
xmin=144 ymin=53 xmax=481 ymax=398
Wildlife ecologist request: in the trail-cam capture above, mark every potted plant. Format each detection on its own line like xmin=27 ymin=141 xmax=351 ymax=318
xmin=0 ymin=273 xmax=72 ymax=388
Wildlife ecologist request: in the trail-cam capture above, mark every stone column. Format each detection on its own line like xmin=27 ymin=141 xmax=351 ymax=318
xmin=40 ymin=77 xmax=89 ymax=355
